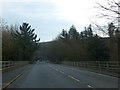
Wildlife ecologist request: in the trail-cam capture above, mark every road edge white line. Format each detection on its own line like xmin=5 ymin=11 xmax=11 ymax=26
xmin=2 ymin=73 xmax=22 ymax=90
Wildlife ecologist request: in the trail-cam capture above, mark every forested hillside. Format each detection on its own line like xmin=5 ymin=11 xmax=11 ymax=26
xmin=37 ymin=24 xmax=119 ymax=63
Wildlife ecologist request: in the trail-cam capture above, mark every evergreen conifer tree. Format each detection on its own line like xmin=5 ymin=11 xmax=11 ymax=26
xmin=13 ymin=23 xmax=40 ymax=61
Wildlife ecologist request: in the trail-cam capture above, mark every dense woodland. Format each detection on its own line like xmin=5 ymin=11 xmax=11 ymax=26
xmin=37 ymin=24 xmax=119 ymax=63
xmin=1 ymin=0 xmax=120 ymax=62
xmin=2 ymin=22 xmax=40 ymax=62
xmin=1 ymin=21 xmax=119 ymax=62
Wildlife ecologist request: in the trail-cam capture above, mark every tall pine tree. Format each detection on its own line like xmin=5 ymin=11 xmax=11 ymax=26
xmin=68 ymin=25 xmax=79 ymax=39
xmin=13 ymin=23 xmax=40 ymax=61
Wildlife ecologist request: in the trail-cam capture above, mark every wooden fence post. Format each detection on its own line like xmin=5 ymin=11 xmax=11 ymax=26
xmin=98 ymin=61 xmax=101 ymax=73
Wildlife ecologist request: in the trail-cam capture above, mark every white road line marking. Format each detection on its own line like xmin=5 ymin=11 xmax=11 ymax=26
xmin=48 ymin=66 xmax=54 ymax=69
xmin=55 ymin=65 xmax=118 ymax=79
xmin=48 ymin=65 xmax=59 ymax=71
xmin=98 ymin=74 xmax=103 ymax=75
xmin=4 ymin=65 xmax=36 ymax=89
xmin=59 ymin=71 xmax=65 ymax=74
xmin=98 ymin=73 xmax=110 ymax=77
xmin=67 ymin=75 xmax=79 ymax=82
xmin=55 ymin=69 xmax=58 ymax=71
xmin=98 ymin=73 xmax=118 ymax=79
xmin=3 ymin=73 xmax=22 ymax=89
xmin=87 ymin=85 xmax=93 ymax=88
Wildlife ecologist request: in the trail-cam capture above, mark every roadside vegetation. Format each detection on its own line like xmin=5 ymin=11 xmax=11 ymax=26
xmin=37 ymin=23 xmax=119 ymax=63
xmin=1 ymin=0 xmax=120 ymax=63
xmin=1 ymin=21 xmax=40 ymax=62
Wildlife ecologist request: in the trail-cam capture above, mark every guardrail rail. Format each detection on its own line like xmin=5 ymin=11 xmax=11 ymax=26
xmin=1 ymin=61 xmax=29 ymax=72
xmin=62 ymin=61 xmax=120 ymax=77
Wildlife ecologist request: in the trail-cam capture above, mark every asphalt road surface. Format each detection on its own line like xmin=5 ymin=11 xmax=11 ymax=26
xmin=7 ymin=62 xmax=119 ymax=88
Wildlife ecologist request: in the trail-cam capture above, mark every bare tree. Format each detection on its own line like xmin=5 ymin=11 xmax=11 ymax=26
xmin=91 ymin=0 xmax=120 ymax=36
xmin=95 ymin=0 xmax=120 ymax=62
xmin=96 ymin=0 xmax=120 ymax=22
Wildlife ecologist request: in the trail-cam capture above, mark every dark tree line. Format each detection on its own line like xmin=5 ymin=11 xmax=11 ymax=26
xmin=38 ymin=24 xmax=119 ymax=63
xmin=1 ymin=21 xmax=119 ymax=62
xmin=2 ymin=21 xmax=119 ymax=63
xmin=1 ymin=0 xmax=119 ymax=63
xmin=2 ymin=21 xmax=40 ymax=61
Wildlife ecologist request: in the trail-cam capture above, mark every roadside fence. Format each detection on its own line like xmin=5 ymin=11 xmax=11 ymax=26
xmin=62 ymin=61 xmax=120 ymax=77
xmin=0 ymin=61 xmax=29 ymax=71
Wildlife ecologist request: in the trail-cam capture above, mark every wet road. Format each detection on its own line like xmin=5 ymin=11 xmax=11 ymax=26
xmin=7 ymin=62 xmax=119 ymax=88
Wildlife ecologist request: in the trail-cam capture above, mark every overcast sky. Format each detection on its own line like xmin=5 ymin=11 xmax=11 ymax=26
xmin=1 ymin=0 xmax=109 ymax=42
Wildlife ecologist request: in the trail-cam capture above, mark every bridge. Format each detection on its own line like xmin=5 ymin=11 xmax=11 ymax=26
xmin=1 ymin=61 xmax=120 ymax=89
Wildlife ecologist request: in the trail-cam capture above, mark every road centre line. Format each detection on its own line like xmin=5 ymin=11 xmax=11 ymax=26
xmin=49 ymin=65 xmax=80 ymax=82
xmin=59 ymin=70 xmax=66 ymax=74
xmin=87 ymin=85 xmax=93 ymax=88
xmin=48 ymin=65 xmax=96 ymax=88
xmin=55 ymin=69 xmax=58 ymax=71
xmin=56 ymin=65 xmax=118 ymax=79
xmin=67 ymin=75 xmax=80 ymax=82
xmin=49 ymin=65 xmax=95 ymax=89
xmin=48 ymin=66 xmax=57 ymax=71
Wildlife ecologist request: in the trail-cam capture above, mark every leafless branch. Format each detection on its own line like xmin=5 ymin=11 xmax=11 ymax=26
xmin=96 ymin=2 xmax=120 ymax=15
xmin=112 ymin=0 xmax=120 ymax=7
xmin=90 ymin=19 xmax=108 ymax=35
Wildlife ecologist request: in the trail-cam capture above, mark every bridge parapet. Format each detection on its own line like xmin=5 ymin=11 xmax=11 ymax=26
xmin=62 ymin=61 xmax=120 ymax=77
xmin=0 ymin=61 xmax=29 ymax=72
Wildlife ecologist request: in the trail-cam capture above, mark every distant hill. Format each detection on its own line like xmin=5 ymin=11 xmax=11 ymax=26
xmin=35 ymin=41 xmax=55 ymax=61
